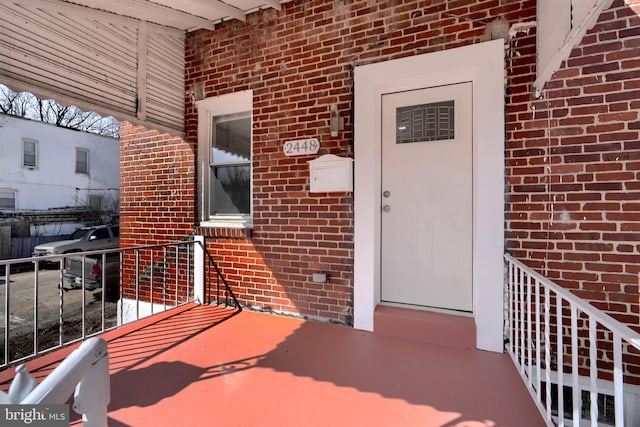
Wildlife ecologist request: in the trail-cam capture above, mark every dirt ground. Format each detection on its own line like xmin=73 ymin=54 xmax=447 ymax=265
xmin=0 ymin=268 xmax=119 ymax=364
xmin=1 ymin=303 xmax=117 ymax=363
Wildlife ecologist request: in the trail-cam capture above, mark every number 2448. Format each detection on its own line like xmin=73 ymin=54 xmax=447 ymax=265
xmin=283 ymin=138 xmax=320 ymax=156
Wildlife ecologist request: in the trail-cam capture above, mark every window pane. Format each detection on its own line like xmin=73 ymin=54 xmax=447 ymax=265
xmin=0 ymin=192 xmax=15 ymax=210
xmin=76 ymin=149 xmax=89 ymax=174
xmin=70 ymin=229 xmax=90 ymax=240
xmin=211 ymin=117 xmax=251 ymax=163
xmin=210 ymin=165 xmax=251 ymax=215
xmin=91 ymin=229 xmax=110 ymax=240
xmin=396 ymin=100 xmax=455 ymax=144
xmin=23 ymin=141 xmax=36 ymax=167
xmin=88 ymin=194 xmax=102 ymax=209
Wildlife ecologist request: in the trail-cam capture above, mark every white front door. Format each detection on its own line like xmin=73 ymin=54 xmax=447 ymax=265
xmin=381 ymin=82 xmax=473 ymax=312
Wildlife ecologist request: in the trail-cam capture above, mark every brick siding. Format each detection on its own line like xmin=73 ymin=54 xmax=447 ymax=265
xmin=119 ymin=124 xmax=195 ymax=247
xmin=121 ymin=0 xmax=536 ymax=324
xmin=120 ymin=0 xmax=638 ymax=334
xmin=506 ymin=0 xmax=640 ymax=330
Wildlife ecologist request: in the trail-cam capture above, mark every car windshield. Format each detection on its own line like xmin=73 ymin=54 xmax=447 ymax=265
xmin=69 ymin=229 xmax=90 ymax=240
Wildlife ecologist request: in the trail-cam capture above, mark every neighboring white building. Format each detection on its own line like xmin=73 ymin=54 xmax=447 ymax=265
xmin=0 ymin=114 xmax=119 ymax=235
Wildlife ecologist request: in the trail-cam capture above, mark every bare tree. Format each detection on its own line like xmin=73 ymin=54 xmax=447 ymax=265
xmin=0 ymin=86 xmax=37 ymax=117
xmin=0 ymin=85 xmax=119 ymax=138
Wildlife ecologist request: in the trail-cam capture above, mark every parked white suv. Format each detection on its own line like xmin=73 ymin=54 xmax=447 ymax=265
xmin=33 ymin=225 xmax=120 ymax=257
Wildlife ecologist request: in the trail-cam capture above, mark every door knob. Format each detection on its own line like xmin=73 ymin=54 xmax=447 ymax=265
xmin=382 ymin=205 xmax=391 ymax=212
xmin=383 ymin=190 xmax=390 ymax=198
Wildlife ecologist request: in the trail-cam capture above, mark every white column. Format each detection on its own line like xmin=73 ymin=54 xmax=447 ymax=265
xmin=194 ymin=235 xmax=205 ymax=304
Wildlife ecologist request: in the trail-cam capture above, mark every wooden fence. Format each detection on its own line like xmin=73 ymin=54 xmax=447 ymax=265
xmin=6 ymin=235 xmax=66 ymax=259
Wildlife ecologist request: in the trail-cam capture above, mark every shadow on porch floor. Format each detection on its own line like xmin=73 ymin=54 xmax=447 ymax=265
xmin=0 ymin=304 xmax=544 ymax=426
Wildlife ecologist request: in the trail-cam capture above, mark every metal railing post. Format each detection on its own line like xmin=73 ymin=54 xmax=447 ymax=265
xmin=174 ymin=245 xmax=179 ymax=306
xmin=34 ymin=261 xmax=40 ymax=356
xmin=4 ymin=267 xmax=10 ymax=364
xmin=150 ymin=248 xmax=154 ymax=316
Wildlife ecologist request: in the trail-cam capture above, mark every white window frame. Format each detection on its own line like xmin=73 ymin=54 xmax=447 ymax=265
xmin=22 ymin=138 xmax=38 ymax=169
xmin=0 ymin=189 xmax=17 ymax=211
xmin=76 ymin=147 xmax=90 ymax=174
xmin=196 ymin=90 xmax=253 ymax=228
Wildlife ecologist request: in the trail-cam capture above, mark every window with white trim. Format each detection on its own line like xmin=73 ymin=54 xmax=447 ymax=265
xmin=76 ymin=147 xmax=89 ymax=174
xmin=197 ymin=91 xmax=253 ymax=228
xmin=22 ymin=138 xmax=37 ymax=168
xmin=0 ymin=189 xmax=16 ymax=211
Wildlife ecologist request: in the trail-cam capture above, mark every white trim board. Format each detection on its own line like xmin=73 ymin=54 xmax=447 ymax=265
xmin=353 ymin=39 xmax=505 ymax=352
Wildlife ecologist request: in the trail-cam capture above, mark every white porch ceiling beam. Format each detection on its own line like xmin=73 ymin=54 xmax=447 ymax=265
xmin=13 ymin=0 xmax=182 ymax=33
xmin=535 ymin=0 xmax=614 ymax=96
xmin=261 ymin=0 xmax=283 ymax=10
xmin=66 ymin=0 xmax=217 ymax=30
xmin=62 ymin=0 xmax=290 ymax=30
xmin=172 ymin=0 xmax=246 ymax=22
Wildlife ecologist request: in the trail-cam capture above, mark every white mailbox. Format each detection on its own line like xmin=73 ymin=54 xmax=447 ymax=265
xmin=309 ymin=154 xmax=353 ymax=193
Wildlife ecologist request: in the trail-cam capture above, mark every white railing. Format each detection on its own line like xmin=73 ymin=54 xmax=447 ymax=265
xmin=0 ymin=240 xmax=200 ymax=369
xmin=2 ymin=337 xmax=110 ymax=427
xmin=505 ymin=254 xmax=640 ymax=427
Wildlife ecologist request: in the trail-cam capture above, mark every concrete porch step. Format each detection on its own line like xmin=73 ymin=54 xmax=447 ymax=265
xmin=374 ymin=305 xmax=476 ymax=349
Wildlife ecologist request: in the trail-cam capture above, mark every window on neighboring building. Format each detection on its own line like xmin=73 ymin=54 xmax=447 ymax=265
xmin=22 ymin=139 xmax=37 ymax=168
xmin=197 ymin=91 xmax=253 ymax=227
xmin=0 ymin=190 xmax=16 ymax=210
xmin=76 ymin=148 xmax=89 ymax=174
xmin=88 ymin=194 xmax=102 ymax=210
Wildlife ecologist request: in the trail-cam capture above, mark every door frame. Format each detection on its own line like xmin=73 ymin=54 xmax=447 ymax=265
xmin=353 ymin=39 xmax=505 ymax=352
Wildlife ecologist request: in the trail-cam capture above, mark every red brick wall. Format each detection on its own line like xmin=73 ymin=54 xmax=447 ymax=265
xmin=119 ymin=124 xmax=197 ymax=302
xmin=182 ymin=0 xmax=535 ymax=324
xmin=122 ymin=0 xmax=538 ymax=324
xmin=119 ymin=124 xmax=195 ymax=247
xmin=506 ymin=0 xmax=640 ymax=329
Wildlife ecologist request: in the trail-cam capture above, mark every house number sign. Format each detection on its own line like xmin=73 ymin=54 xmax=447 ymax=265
xmin=283 ymin=138 xmax=320 ymax=156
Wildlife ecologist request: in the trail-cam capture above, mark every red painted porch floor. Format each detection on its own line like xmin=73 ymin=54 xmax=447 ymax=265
xmin=0 ymin=304 xmax=544 ymax=427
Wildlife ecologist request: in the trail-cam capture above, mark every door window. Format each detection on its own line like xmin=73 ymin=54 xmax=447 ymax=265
xmin=396 ymin=100 xmax=455 ymax=144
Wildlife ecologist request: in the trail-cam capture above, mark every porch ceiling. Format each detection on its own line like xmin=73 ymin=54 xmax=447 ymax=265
xmin=0 ymin=0 xmax=613 ymax=136
xmin=1 ymin=0 xmax=292 ymax=136
xmin=65 ymin=0 xmax=289 ymax=31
